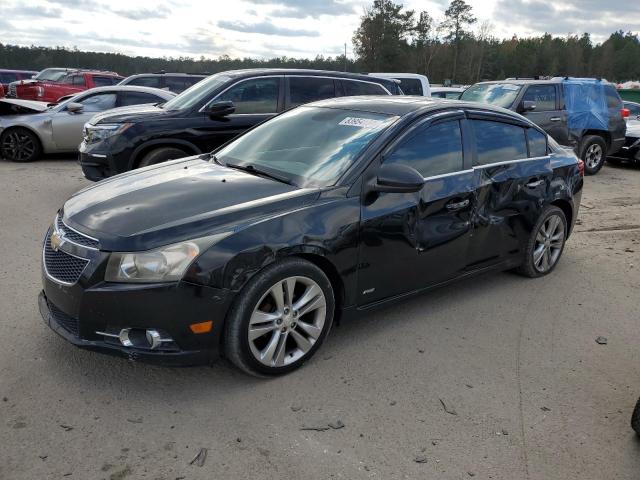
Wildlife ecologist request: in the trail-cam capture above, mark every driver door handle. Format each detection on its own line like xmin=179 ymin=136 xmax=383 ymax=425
xmin=550 ymin=117 xmax=562 ymax=122
xmin=446 ymin=199 xmax=470 ymax=211
xmin=526 ymin=179 xmax=544 ymax=188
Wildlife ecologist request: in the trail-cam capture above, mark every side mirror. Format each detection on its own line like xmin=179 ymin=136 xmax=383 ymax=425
xmin=372 ymin=163 xmax=424 ymax=193
xmin=520 ymin=100 xmax=536 ymax=112
xmin=67 ymin=102 xmax=84 ymax=114
xmin=208 ymin=101 xmax=235 ymax=118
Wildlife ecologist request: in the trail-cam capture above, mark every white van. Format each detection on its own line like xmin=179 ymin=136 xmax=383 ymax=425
xmin=368 ymin=73 xmax=431 ymax=97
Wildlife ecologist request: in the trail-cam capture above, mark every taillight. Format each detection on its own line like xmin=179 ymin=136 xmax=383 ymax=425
xmin=577 ymin=159 xmax=585 ymax=176
xmin=621 ymin=108 xmax=630 ymax=118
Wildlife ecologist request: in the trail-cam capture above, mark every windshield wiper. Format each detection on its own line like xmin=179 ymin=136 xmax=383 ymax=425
xmin=225 ymin=162 xmax=293 ymax=185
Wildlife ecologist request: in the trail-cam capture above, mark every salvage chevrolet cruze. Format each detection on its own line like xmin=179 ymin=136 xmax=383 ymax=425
xmin=40 ymin=97 xmax=583 ymax=376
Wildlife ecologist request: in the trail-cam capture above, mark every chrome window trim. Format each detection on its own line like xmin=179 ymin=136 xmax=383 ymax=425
xmin=422 ymin=168 xmax=473 ymax=181
xmin=199 ymin=75 xmax=283 ymax=113
xmin=55 ymin=214 xmax=100 ymax=251
xmin=472 ymin=155 xmax=550 ymax=170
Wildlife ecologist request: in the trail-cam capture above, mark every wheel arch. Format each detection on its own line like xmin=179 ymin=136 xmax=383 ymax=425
xmin=129 ymin=139 xmax=202 ymax=170
xmin=581 ymin=130 xmax=610 ymax=149
xmin=551 ymin=198 xmax=573 ymax=237
xmin=0 ymin=125 xmax=45 ymax=151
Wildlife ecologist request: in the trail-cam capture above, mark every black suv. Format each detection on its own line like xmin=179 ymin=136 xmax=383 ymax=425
xmin=118 ymin=72 xmax=207 ymax=93
xmin=80 ymin=69 xmax=402 ymax=180
xmin=461 ymin=77 xmax=627 ymax=174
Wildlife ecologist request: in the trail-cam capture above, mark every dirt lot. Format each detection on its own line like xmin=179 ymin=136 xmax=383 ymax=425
xmin=1 ymin=157 xmax=639 ymax=480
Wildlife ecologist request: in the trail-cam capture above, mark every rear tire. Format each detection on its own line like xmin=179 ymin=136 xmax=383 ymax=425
xmin=138 ymin=147 xmax=187 ymax=168
xmin=223 ymin=258 xmax=335 ymax=377
xmin=0 ymin=128 xmax=42 ymax=162
xmin=580 ymin=135 xmax=607 ymax=175
xmin=516 ymin=205 xmax=567 ymax=278
xmin=632 ymin=397 xmax=640 ymax=436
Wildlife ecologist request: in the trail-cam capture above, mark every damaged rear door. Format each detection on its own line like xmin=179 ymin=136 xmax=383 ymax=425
xmin=466 ymin=112 xmax=552 ymax=270
xmin=357 ymin=110 xmax=475 ymax=305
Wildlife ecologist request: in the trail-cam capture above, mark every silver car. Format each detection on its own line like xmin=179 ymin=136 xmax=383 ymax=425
xmin=0 ymin=86 xmax=175 ymax=162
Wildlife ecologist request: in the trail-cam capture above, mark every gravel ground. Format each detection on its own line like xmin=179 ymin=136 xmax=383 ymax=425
xmin=1 ymin=157 xmax=639 ymax=480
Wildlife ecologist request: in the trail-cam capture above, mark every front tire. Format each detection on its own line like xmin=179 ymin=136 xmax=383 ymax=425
xmin=138 ymin=147 xmax=187 ymax=168
xmin=580 ymin=135 xmax=607 ymax=175
xmin=516 ymin=205 xmax=567 ymax=278
xmin=223 ymin=258 xmax=335 ymax=376
xmin=632 ymin=397 xmax=640 ymax=436
xmin=0 ymin=128 xmax=42 ymax=162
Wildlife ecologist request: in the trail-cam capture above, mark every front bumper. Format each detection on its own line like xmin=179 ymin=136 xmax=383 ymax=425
xmin=79 ymin=149 xmax=112 ymax=181
xmin=40 ymin=227 xmax=234 ymax=366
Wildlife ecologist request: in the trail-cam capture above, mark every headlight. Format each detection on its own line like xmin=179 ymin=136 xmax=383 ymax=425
xmin=84 ymin=123 xmax=132 ymax=144
xmin=105 ymin=233 xmax=230 ymax=283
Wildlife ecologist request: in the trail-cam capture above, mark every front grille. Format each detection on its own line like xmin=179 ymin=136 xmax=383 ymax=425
xmin=8 ymin=84 xmax=16 ymax=97
xmin=56 ymin=216 xmax=99 ymax=249
xmin=48 ymin=301 xmax=79 ymax=337
xmin=43 ymin=239 xmax=89 ymax=284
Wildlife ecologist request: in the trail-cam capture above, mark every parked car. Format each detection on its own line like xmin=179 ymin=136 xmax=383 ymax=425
xmin=119 ymin=72 xmax=207 ymax=93
xmin=10 ymin=69 xmax=123 ymax=103
xmin=79 ymin=69 xmax=403 ymax=181
xmin=0 ymin=69 xmax=38 ymax=97
xmin=623 ymin=100 xmax=640 ymax=119
xmin=369 ymin=72 xmax=430 ymax=96
xmin=0 ymin=86 xmax=175 ymax=162
xmin=40 ymin=97 xmax=583 ymax=375
xmin=430 ymin=86 xmax=465 ymax=99
xmin=607 ymin=119 xmax=640 ymax=166
xmin=7 ymin=68 xmax=74 ymax=99
xmin=632 ymin=398 xmax=640 ymax=435
xmin=461 ymin=77 xmax=628 ymax=175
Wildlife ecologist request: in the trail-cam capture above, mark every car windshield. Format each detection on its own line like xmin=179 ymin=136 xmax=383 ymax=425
xmin=460 ymin=83 xmax=522 ymax=108
xmin=216 ymin=106 xmax=398 ymax=187
xmin=35 ymin=69 xmax=68 ymax=82
xmin=162 ymin=74 xmax=231 ymax=111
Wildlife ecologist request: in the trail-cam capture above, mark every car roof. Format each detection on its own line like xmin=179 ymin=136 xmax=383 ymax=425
xmin=0 ymin=69 xmax=37 ymax=74
xmin=369 ymin=73 xmax=428 ymax=80
xmin=306 ymin=96 xmax=523 ymax=117
xmin=220 ymin=68 xmax=395 ymax=83
xmin=77 ymin=85 xmax=176 ymax=98
xmin=126 ymin=72 xmax=208 ymax=78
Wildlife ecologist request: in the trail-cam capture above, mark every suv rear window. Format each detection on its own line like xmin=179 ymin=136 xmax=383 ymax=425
xmin=93 ymin=76 xmax=118 ymax=87
xmin=605 ymin=85 xmax=622 ymax=109
xmin=289 ymin=77 xmax=335 ymax=107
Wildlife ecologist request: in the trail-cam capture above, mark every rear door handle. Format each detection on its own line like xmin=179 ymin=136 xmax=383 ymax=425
xmin=526 ymin=179 xmax=544 ymax=188
xmin=446 ymin=199 xmax=470 ymax=211
xmin=550 ymin=117 xmax=562 ymax=122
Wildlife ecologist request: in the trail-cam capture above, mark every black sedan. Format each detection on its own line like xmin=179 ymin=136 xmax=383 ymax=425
xmin=40 ymin=97 xmax=584 ymax=376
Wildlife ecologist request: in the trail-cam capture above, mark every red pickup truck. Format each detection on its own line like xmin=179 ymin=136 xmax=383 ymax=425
xmin=10 ymin=69 xmax=123 ymax=103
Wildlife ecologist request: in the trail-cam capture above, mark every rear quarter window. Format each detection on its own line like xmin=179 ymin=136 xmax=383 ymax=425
xmin=605 ymin=85 xmax=622 ymax=109
xmin=342 ymin=80 xmax=387 ymax=96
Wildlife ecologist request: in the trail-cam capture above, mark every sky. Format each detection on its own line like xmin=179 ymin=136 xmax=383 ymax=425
xmin=0 ymin=0 xmax=638 ymax=60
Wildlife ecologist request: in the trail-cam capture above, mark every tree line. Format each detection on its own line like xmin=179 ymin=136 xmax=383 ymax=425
xmin=0 ymin=0 xmax=638 ymax=84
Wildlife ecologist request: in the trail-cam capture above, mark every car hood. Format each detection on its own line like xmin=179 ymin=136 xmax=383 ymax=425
xmin=0 ymin=98 xmax=50 ymax=115
xmin=62 ymin=157 xmax=319 ymax=251
xmin=89 ymin=103 xmax=170 ymax=125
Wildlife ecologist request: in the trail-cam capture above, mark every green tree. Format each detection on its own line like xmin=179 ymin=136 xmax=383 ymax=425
xmin=352 ymin=0 xmax=415 ymax=71
xmin=442 ymin=0 xmax=476 ymax=82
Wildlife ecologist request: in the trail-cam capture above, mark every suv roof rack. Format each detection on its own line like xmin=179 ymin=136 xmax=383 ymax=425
xmin=505 ymin=76 xmax=552 ymax=80
xmin=151 ymin=71 xmax=208 ymax=75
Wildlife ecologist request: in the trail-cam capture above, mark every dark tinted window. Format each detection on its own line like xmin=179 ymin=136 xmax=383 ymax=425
xmin=527 ymin=128 xmax=548 ymax=157
xmin=119 ymin=91 xmax=163 ymax=106
xmin=289 ymin=77 xmax=335 ymax=107
xmin=93 ymin=76 xmax=118 ymax=87
xmin=78 ymin=92 xmax=117 ymax=112
xmin=127 ymin=76 xmax=163 ymax=88
xmin=472 ymin=119 xmax=528 ymax=165
xmin=218 ymin=77 xmax=279 ymax=114
xmin=184 ymin=76 xmax=205 ymax=88
xmin=385 ymin=120 xmax=464 ymax=177
xmin=342 ymin=80 xmax=387 ymax=96
xmin=605 ymin=85 xmax=622 ymax=109
xmin=165 ymin=76 xmax=191 ymax=93
xmin=0 ymin=72 xmax=19 ymax=83
xmin=445 ymin=92 xmax=461 ymax=99
xmin=522 ymin=85 xmax=556 ymax=111
xmin=398 ymin=78 xmax=422 ymax=95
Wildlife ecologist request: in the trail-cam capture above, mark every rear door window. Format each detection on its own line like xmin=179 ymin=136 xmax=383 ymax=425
xmin=217 ymin=77 xmax=280 ymax=114
xmin=127 ymin=76 xmax=163 ymax=88
xmin=342 ymin=80 xmax=387 ymax=96
xmin=385 ymin=120 xmax=464 ymax=177
xmin=288 ymin=77 xmax=335 ymax=107
xmin=471 ymin=119 xmax=528 ymax=165
xmin=78 ymin=92 xmax=117 ymax=112
xmin=165 ymin=76 xmax=192 ymax=93
xmin=522 ymin=85 xmax=556 ymax=111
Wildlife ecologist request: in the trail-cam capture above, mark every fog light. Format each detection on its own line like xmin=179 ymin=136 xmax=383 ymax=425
xmin=190 ymin=320 xmax=213 ymax=334
xmin=95 ymin=328 xmax=175 ymax=350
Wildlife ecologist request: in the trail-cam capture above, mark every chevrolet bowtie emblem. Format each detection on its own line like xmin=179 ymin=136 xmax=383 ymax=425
xmin=50 ymin=231 xmax=65 ymax=251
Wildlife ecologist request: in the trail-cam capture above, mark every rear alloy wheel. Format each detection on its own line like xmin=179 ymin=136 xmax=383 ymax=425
xmin=224 ymin=258 xmax=334 ymax=376
xmin=516 ymin=206 xmax=567 ymax=278
xmin=580 ymin=135 xmax=607 ymax=175
xmin=0 ymin=128 xmax=42 ymax=162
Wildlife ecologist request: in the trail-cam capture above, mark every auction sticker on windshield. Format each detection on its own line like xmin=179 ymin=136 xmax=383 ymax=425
xmin=339 ymin=117 xmax=387 ymax=128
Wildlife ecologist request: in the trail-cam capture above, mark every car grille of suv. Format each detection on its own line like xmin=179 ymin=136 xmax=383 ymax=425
xmin=8 ymin=84 xmax=16 ymax=97
xmin=43 ymin=239 xmax=89 ymax=285
xmin=56 ymin=216 xmax=99 ymax=249
xmin=48 ymin=300 xmax=79 ymax=337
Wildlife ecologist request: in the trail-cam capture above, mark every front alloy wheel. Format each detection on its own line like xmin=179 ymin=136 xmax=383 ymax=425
xmin=224 ymin=258 xmax=334 ymax=376
xmin=0 ymin=128 xmax=41 ymax=162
